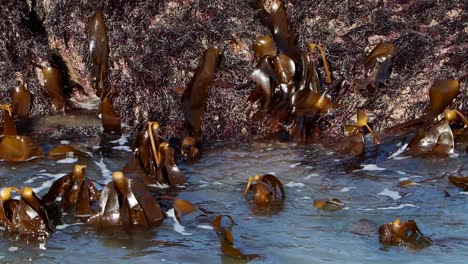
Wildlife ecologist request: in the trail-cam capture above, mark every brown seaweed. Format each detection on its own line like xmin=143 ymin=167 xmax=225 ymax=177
xmin=0 ymin=104 xmax=17 ymax=136
xmin=252 ymin=35 xmax=277 ymax=59
xmin=181 ymin=136 xmax=200 ymax=161
xmin=249 ymin=56 xmax=278 ymax=114
xmin=87 ymin=171 xmax=164 ymax=228
xmin=0 ymin=187 xmax=54 ymax=236
xmin=379 ymin=218 xmax=432 ymax=249
xmin=0 ymin=135 xmax=44 ymax=161
xmin=243 ymin=174 xmax=285 ymax=205
xmin=356 ymin=43 xmax=395 ymax=92
xmin=42 ymin=67 xmax=65 ymax=110
xmin=47 ymin=145 xmax=88 ymax=160
xmin=11 ymin=84 xmax=32 ymax=118
xmin=173 ymin=199 xmax=208 ymax=226
xmin=313 ymin=198 xmax=345 ymax=212
xmin=42 ymin=165 xmax=100 ymax=217
xmin=211 ymin=215 xmax=259 ymax=260
xmin=181 ymin=47 xmax=220 ymax=142
xmin=101 ymin=93 xmax=122 ymax=134
xmin=407 ymin=120 xmax=454 ymax=156
xmin=428 ymin=80 xmax=460 ymax=119
xmin=89 ymin=10 xmax=109 ymax=97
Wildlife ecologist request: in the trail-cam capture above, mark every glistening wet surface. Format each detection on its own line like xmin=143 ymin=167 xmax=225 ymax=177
xmin=0 ymin=134 xmax=467 ymax=264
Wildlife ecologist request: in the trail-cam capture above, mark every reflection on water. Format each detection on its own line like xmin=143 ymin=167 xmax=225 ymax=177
xmin=0 ymin=134 xmax=467 ymax=263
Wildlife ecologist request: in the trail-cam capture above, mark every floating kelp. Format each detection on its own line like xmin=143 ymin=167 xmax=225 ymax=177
xmin=0 ymin=104 xmax=17 ymax=136
xmin=181 ymin=47 xmax=220 ymax=143
xmin=101 ymin=93 xmax=121 ymax=134
xmin=42 ymin=165 xmax=100 ymax=217
xmin=341 ymin=128 xmax=365 ymax=156
xmin=42 ymin=67 xmax=65 ymax=110
xmin=355 ymin=43 xmax=395 ymax=93
xmin=243 ymin=174 xmax=285 ymax=205
xmin=89 ymin=10 xmax=109 ymax=97
xmin=252 ymin=35 xmax=277 ymax=59
xmin=212 ymin=215 xmax=259 ymax=260
xmin=11 ymin=84 xmax=32 ymax=118
xmin=313 ymin=198 xmax=345 ymax=212
xmin=173 ymin=199 xmax=208 ymax=226
xmin=379 ymin=218 xmax=432 ymax=249
xmin=0 ymin=187 xmax=54 ymax=236
xmin=346 ymin=110 xmax=380 ymax=144
xmin=181 ymin=136 xmax=200 ymax=160
xmin=406 ymin=120 xmax=454 ymax=156
xmin=47 ymin=145 xmax=88 ymax=160
xmin=448 ymin=166 xmax=468 ymax=191
xmin=87 ymin=171 xmax=164 ymax=228
xmin=0 ymin=135 xmax=44 ymax=161
xmin=125 ymin=121 xmax=185 ymax=186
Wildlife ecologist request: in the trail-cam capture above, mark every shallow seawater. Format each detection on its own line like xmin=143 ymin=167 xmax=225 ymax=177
xmin=0 ymin=133 xmax=467 ymax=264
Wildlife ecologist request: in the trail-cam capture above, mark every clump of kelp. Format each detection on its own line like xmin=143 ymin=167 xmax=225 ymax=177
xmin=0 ymin=0 xmax=467 ymax=259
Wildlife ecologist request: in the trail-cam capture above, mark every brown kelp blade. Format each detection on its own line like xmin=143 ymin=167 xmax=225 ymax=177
xmin=1 ymin=105 xmax=17 ymax=136
xmin=89 ymin=10 xmax=109 ymax=96
xmin=160 ymin=144 xmax=186 ymax=186
xmin=273 ymin=54 xmax=295 ymax=85
xmin=252 ymin=35 xmax=277 ymax=59
xmin=260 ymin=174 xmax=285 ymax=200
xmin=309 ymin=43 xmax=332 ymax=84
xmin=101 ymin=93 xmax=121 ymax=134
xmin=363 ymin=43 xmax=396 ymax=70
xmin=268 ymin=0 xmax=299 ymax=62
xmin=128 ymin=178 xmax=164 ymax=226
xmin=20 ymin=186 xmax=54 ymax=232
xmin=445 ymin=109 xmax=468 ymax=126
xmin=249 ymin=56 xmax=278 ymax=111
xmin=407 ymin=120 xmax=454 ymax=156
xmin=428 ymin=80 xmax=460 ymax=118
xmin=11 ymin=84 xmax=32 ymax=118
xmin=0 ymin=135 xmax=44 ymax=161
xmin=313 ymin=198 xmax=345 ymax=212
xmin=181 ymin=136 xmax=200 ymax=160
xmin=47 ymin=145 xmax=87 ymax=160
xmin=42 ymin=67 xmax=65 ymax=110
xmin=356 ymin=109 xmax=380 ymax=144
xmin=341 ymin=132 xmax=365 ymax=156
xmin=449 ymin=176 xmax=468 ymax=191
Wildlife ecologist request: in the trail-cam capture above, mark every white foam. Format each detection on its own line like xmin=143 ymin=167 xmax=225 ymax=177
xmin=166 ymin=209 xmax=192 ymax=236
xmin=396 ymin=171 xmax=406 ymax=175
xmin=388 ymin=143 xmax=408 ymax=159
xmin=212 ymin=181 xmax=223 ymax=185
xmin=358 ymin=164 xmax=386 ymax=171
xmin=8 ymin=247 xmax=18 ymax=252
xmin=305 ymin=173 xmax=319 ymax=180
xmin=148 ymin=183 xmax=170 ymax=189
xmin=110 ymin=135 xmax=129 ymax=146
xmin=285 ymin=182 xmax=305 ymax=188
xmin=460 ymin=191 xmax=468 ymax=195
xmin=94 ymin=158 xmax=112 ymax=181
xmin=305 ymin=166 xmax=313 ymax=169
xmin=197 ymin=224 xmax=214 ymax=230
xmin=33 ymin=173 xmax=67 ymax=194
xmin=289 ymin=163 xmax=301 ymax=168
xmin=378 ymin=188 xmax=401 ymax=201
xmin=60 ymin=140 xmax=70 ymax=145
xmin=112 ymin=146 xmax=132 ymax=152
xmin=340 ymin=187 xmax=356 ymax=192
xmin=377 ymin=203 xmax=417 ymax=210
xmin=56 ymin=157 xmax=78 ymax=164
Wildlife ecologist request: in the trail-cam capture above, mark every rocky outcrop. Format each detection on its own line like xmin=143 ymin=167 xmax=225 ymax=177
xmin=1 ymin=0 xmax=466 ymax=141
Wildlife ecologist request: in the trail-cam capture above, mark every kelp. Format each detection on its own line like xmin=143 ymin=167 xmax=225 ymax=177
xmin=47 ymin=145 xmax=88 ymax=160
xmin=355 ymin=43 xmax=395 ymax=93
xmin=243 ymin=174 xmax=285 ymax=205
xmin=341 ymin=128 xmax=365 ymax=156
xmin=87 ymin=171 xmax=164 ymax=228
xmin=379 ymin=218 xmax=432 ymax=249
xmin=448 ymin=165 xmax=468 ymax=191
xmin=0 ymin=135 xmax=44 ymax=161
xmin=125 ymin=121 xmax=185 ymax=186
xmin=428 ymin=80 xmax=460 ymax=120
xmin=42 ymin=67 xmax=65 ymax=110
xmin=345 ymin=110 xmax=380 ymax=144
xmin=248 ymin=56 xmax=278 ymax=114
xmin=181 ymin=136 xmax=200 ymax=160
xmin=89 ymin=10 xmax=109 ymax=97
xmin=406 ymin=120 xmax=454 ymax=156
xmin=313 ymin=198 xmax=345 ymax=212
xmin=11 ymin=84 xmax=32 ymax=118
xmin=181 ymin=47 xmax=220 ymax=142
xmin=212 ymin=215 xmax=260 ymax=260
xmin=0 ymin=104 xmax=17 ymax=136
xmin=42 ymin=165 xmax=100 ymax=217
xmin=252 ymin=35 xmax=277 ymax=59
xmin=101 ymin=92 xmax=122 ymax=134
xmin=0 ymin=186 xmax=54 ymax=236
xmin=173 ymin=199 xmax=208 ymax=226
